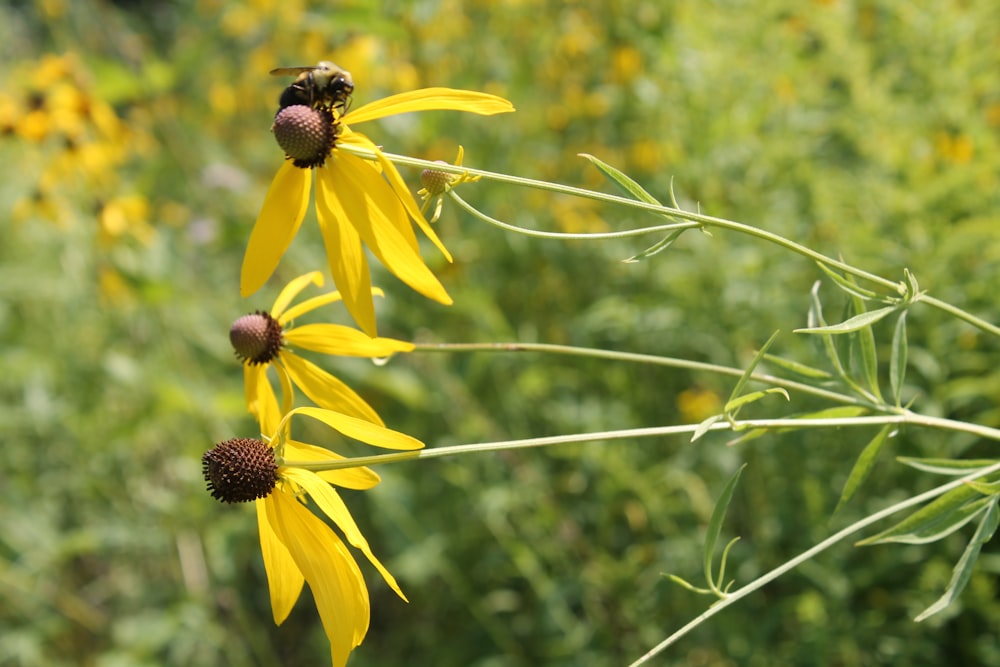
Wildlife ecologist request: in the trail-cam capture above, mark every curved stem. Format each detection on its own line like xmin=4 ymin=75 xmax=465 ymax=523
xmin=337 ymin=144 xmax=998 ymax=337
xmin=628 ymin=459 xmax=1000 ymax=666
xmin=411 ymin=340 xmax=874 ymax=409
xmin=448 ymin=190 xmax=700 ymax=240
xmin=283 ymin=414 xmax=1000 ymax=472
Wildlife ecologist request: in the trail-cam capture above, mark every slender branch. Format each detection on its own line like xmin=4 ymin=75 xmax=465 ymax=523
xmin=283 ymin=414 xmax=1000 ymax=472
xmin=628 ymin=460 xmax=1000 ymax=666
xmin=411 ymin=340 xmax=873 ymax=408
xmin=448 ymin=190 xmax=700 ymax=240
xmin=336 ymin=144 xmax=998 ymax=337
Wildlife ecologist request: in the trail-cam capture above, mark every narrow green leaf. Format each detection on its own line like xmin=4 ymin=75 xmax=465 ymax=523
xmin=858 ymin=484 xmax=993 ymax=545
xmin=690 ymin=414 xmax=722 ymax=443
xmin=578 ymin=153 xmax=662 ymax=206
xmin=665 ymin=574 xmax=712 ymax=595
xmin=726 ymin=331 xmax=781 ymax=419
xmin=795 ymin=305 xmax=897 ymax=334
xmin=704 ymin=464 xmax=747 ymax=589
xmin=808 ymin=281 xmax=848 ymax=377
xmin=915 ymin=499 xmax=1000 ymax=622
xmin=715 ymin=537 xmax=741 ymax=591
xmin=794 ymin=406 xmax=871 ymax=420
xmin=816 ymin=262 xmax=879 ymax=299
xmin=850 ymin=295 xmax=884 ymax=403
xmin=963 ymin=479 xmax=1000 ymax=495
xmin=834 ymin=425 xmax=893 ymax=515
xmin=890 ymin=311 xmax=908 ymax=407
xmin=897 ymin=457 xmax=1000 ymax=475
xmin=761 ymin=353 xmax=834 ymax=380
xmin=723 ymin=387 xmax=790 ymax=414
xmin=904 ymin=268 xmax=921 ymax=301
xmin=623 ymin=228 xmax=686 ymax=263
xmin=667 ymin=176 xmax=681 ymax=208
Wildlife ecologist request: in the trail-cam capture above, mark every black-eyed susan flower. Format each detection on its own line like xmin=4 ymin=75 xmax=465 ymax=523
xmin=241 ymin=86 xmax=515 ymax=335
xmin=230 ymin=271 xmax=412 ymax=424
xmin=202 ymin=404 xmax=423 ymax=667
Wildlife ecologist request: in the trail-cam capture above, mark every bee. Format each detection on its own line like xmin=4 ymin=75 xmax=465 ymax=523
xmin=270 ymin=61 xmax=354 ymax=114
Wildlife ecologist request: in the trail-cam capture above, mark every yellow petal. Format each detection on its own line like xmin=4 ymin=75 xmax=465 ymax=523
xmin=286 ymin=439 xmax=382 ymax=489
xmin=346 ymin=88 xmax=515 ymax=125
xmin=267 ymin=488 xmax=369 ymax=667
xmin=315 ymin=164 xmax=378 ymax=336
xmin=256 ymin=498 xmax=305 ymax=625
xmin=285 ymin=467 xmax=407 ymax=601
xmin=331 ymin=152 xmax=453 ymax=305
xmin=284 ymin=323 xmax=414 ymax=356
xmin=279 ymin=352 xmax=385 ymax=426
xmin=279 ymin=287 xmax=386 ymax=325
xmin=241 ymin=161 xmax=311 ymax=297
xmin=373 ymin=145 xmax=453 ymax=262
xmin=270 ymin=271 xmax=324 ymax=320
xmin=246 ymin=364 xmax=281 ymax=434
xmin=294 ymin=406 xmax=425 ymax=451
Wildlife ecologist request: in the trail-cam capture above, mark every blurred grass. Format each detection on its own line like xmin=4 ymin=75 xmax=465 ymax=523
xmin=1 ymin=1 xmax=999 ymax=666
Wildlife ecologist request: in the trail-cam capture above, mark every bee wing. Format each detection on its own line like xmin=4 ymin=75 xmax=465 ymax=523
xmin=269 ymin=67 xmax=315 ymax=76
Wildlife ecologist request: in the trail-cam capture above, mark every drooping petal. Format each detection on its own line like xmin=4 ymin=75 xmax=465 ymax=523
xmin=266 ymin=488 xmax=369 ymax=667
xmin=332 ymin=152 xmax=453 ymax=305
xmin=285 ymin=467 xmax=407 ymax=600
xmin=279 ymin=288 xmax=386 ymax=325
xmin=294 ymin=406 xmax=425 ymax=451
xmin=245 ymin=364 xmax=280 ymax=431
xmin=373 ymin=144 xmax=453 ymax=262
xmin=256 ymin=498 xmax=305 ymax=625
xmin=285 ymin=439 xmax=382 ymax=490
xmin=279 ymin=352 xmax=385 ymax=426
xmin=340 ymin=131 xmax=452 ymax=261
xmin=270 ymin=271 xmax=324 ymax=320
xmin=285 ymin=323 xmax=414 ymax=357
xmin=241 ymin=162 xmax=311 ymax=297
xmin=315 ymin=163 xmax=378 ymax=336
xmin=345 ymin=88 xmax=515 ymax=125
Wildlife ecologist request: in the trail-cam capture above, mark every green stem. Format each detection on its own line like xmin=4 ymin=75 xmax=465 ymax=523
xmin=628 ymin=459 xmax=1000 ymax=666
xmin=411 ymin=340 xmax=873 ymax=408
xmin=338 ymin=144 xmax=998 ymax=337
xmin=448 ymin=190 xmax=700 ymax=240
xmin=283 ymin=414 xmax=1000 ymax=472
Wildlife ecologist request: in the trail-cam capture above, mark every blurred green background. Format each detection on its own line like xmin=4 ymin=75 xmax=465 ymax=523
xmin=2 ymin=1 xmax=999 ymax=665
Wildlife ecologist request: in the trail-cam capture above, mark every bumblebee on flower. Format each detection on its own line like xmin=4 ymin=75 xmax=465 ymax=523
xmin=240 ymin=71 xmax=515 ymax=336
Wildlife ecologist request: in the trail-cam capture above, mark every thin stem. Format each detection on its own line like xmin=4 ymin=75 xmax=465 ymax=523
xmin=362 ymin=147 xmax=897 ymax=288
xmin=628 ymin=460 xmax=1000 ymax=666
xmin=411 ymin=340 xmax=873 ymax=409
xmin=283 ymin=414 xmax=1000 ymax=472
xmin=337 ymin=144 xmax=998 ymax=337
xmin=448 ymin=190 xmax=700 ymax=240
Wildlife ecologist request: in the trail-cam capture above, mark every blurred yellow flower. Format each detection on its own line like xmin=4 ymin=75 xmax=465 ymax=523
xmin=202 ymin=404 xmax=423 ymax=667
xmin=231 ymin=271 xmax=413 ymax=424
xmin=241 ymin=87 xmax=515 ymax=335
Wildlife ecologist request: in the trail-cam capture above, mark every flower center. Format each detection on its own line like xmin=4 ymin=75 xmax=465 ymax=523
xmin=202 ymin=438 xmax=279 ymax=503
xmin=230 ymin=310 xmax=283 ymax=365
xmin=271 ymin=104 xmax=339 ymax=169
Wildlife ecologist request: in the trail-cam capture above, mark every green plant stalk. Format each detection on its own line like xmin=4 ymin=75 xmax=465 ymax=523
xmin=338 ymin=144 xmax=1000 ymax=338
xmin=627 ymin=459 xmax=1000 ymax=667
xmin=447 ymin=190 xmax=701 ymax=240
xmin=411 ymin=341 xmax=876 ymax=408
xmin=282 ymin=414 xmax=1000 ymax=472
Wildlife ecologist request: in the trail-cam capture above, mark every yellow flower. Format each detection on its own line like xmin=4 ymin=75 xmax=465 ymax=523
xmin=230 ymin=271 xmax=413 ymax=424
xmin=241 ymin=87 xmax=515 ymax=335
xmin=202 ymin=405 xmax=424 ymax=667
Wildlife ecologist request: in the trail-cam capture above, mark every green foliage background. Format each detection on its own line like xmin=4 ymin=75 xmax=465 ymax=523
xmin=1 ymin=1 xmax=999 ymax=665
